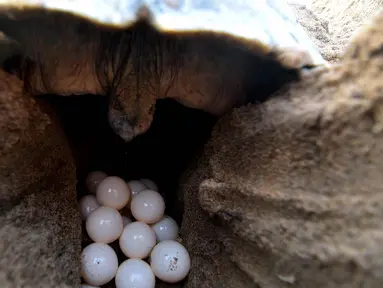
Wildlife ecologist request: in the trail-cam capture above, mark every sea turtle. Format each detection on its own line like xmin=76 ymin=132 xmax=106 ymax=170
xmin=0 ymin=0 xmax=326 ymax=142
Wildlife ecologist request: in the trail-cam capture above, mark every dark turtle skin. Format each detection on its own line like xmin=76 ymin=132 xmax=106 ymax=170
xmin=0 ymin=3 xmax=319 ymax=142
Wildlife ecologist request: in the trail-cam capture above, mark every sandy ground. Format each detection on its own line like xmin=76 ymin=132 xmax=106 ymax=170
xmin=288 ymin=0 xmax=383 ymax=63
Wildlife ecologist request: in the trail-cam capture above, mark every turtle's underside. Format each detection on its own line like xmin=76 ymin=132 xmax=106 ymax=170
xmin=0 ymin=1 xmax=324 ymax=141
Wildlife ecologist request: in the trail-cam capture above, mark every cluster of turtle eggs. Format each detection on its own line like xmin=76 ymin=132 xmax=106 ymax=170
xmin=79 ymin=171 xmax=190 ymax=288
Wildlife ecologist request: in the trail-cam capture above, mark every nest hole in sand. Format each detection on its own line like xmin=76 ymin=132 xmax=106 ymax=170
xmin=43 ymin=94 xmax=216 ymax=287
xmin=44 ymin=94 xmax=217 ymax=224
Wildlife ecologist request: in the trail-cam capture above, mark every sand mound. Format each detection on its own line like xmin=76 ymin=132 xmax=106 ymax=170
xmin=180 ymin=9 xmax=383 ymax=287
xmin=289 ymin=0 xmax=383 ymax=62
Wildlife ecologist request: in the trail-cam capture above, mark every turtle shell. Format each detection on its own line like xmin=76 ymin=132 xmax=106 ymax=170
xmin=0 ymin=0 xmax=325 ymax=65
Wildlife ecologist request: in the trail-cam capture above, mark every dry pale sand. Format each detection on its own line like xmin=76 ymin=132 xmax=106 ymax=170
xmin=289 ymin=0 xmax=383 ymax=63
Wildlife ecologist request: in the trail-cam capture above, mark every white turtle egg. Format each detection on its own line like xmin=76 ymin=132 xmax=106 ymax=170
xmin=81 ymin=243 xmax=118 ymax=286
xmin=140 ymin=178 xmax=158 ymax=191
xmin=79 ymin=195 xmax=100 ymax=220
xmin=122 ymin=215 xmax=132 ymax=227
xmin=130 ymin=190 xmax=165 ymax=224
xmin=85 ymin=171 xmax=107 ymax=194
xmin=86 ymin=206 xmax=123 ymax=243
xmin=150 ymin=240 xmax=191 ymax=283
xmin=119 ymin=221 xmax=156 ymax=259
xmin=96 ymin=176 xmax=130 ymax=210
xmin=115 ymin=259 xmax=155 ymax=288
xmin=80 ymin=285 xmax=99 ymax=288
xmin=127 ymin=180 xmax=147 ymax=196
xmin=151 ymin=215 xmax=179 ymax=242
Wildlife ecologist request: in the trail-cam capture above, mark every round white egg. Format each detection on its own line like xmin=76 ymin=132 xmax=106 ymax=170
xmin=119 ymin=221 xmax=156 ymax=259
xmin=127 ymin=180 xmax=147 ymax=196
xmin=85 ymin=171 xmax=107 ymax=194
xmin=115 ymin=259 xmax=155 ymax=288
xmin=151 ymin=215 xmax=179 ymax=242
xmin=130 ymin=190 xmax=165 ymax=224
xmin=81 ymin=243 xmax=118 ymax=286
xmin=79 ymin=195 xmax=100 ymax=220
xmin=122 ymin=215 xmax=132 ymax=227
xmin=140 ymin=178 xmax=158 ymax=191
xmin=150 ymin=240 xmax=191 ymax=283
xmin=86 ymin=206 xmax=123 ymax=243
xmin=96 ymin=176 xmax=130 ymax=210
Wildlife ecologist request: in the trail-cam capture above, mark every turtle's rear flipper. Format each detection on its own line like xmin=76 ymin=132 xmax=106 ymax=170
xmin=0 ymin=9 xmax=104 ymax=96
xmin=270 ymin=47 xmax=317 ymax=70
